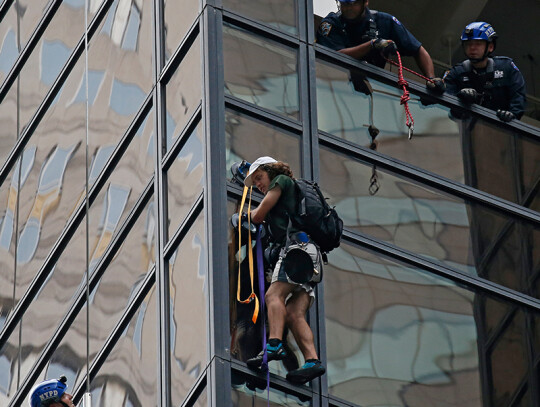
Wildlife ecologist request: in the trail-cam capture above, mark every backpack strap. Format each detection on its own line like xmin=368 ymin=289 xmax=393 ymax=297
xmin=236 ymin=186 xmax=259 ymax=324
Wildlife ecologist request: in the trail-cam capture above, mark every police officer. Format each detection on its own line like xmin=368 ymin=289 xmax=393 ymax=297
xmin=28 ymin=376 xmax=76 ymax=407
xmin=443 ymin=22 xmax=527 ymax=122
xmin=316 ymin=0 xmax=444 ymax=92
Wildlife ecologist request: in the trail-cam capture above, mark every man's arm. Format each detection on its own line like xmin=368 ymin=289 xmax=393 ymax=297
xmin=507 ymin=63 xmax=527 ymax=119
xmin=338 ymin=41 xmax=373 ymax=60
xmin=413 ymin=46 xmax=435 ymax=78
xmin=251 ymin=186 xmax=281 ymax=224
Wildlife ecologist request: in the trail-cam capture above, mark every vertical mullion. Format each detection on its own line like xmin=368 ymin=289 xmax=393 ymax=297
xmin=153 ymin=1 xmax=171 ymax=406
xmin=202 ymin=5 xmax=231 ymax=406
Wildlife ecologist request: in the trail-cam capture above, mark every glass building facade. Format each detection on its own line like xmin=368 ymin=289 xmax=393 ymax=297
xmin=0 ymin=1 xmax=539 ymax=406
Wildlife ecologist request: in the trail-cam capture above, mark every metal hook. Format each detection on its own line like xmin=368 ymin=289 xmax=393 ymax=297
xmin=408 ymin=124 xmax=414 ymax=140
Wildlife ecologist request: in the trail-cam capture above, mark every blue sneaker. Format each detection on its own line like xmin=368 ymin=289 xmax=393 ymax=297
xmin=246 ymin=342 xmax=286 ymax=369
xmin=286 ymin=359 xmax=326 ymax=384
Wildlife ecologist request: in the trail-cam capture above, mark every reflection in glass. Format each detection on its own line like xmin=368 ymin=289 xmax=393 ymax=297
xmin=167 ymin=123 xmax=204 ymax=239
xmin=0 ymin=321 xmax=21 ymax=403
xmin=163 ymin=0 xmax=199 ymax=61
xmin=45 ymin=198 xmax=155 ymax=394
xmin=319 ymin=146 xmax=539 ymax=296
xmin=315 ymin=59 xmax=540 ymax=208
xmin=18 ymin=1 xmax=87 ymax=130
xmin=225 ymin=110 xmax=302 ymax=182
xmin=89 ymin=285 xmax=157 ymax=407
xmin=169 ymin=213 xmax=208 ymax=407
xmin=17 ymin=143 xmax=80 ymax=264
xmin=0 ymin=81 xmax=18 ymax=167
xmin=324 ymin=241 xmax=538 ymax=407
xmin=165 ymin=35 xmax=201 ymax=151
xmin=0 ymin=0 xmax=50 ymax=83
xmin=223 ymin=24 xmax=299 ymax=120
xmin=231 ymin=369 xmax=309 ymax=406
xmin=222 ymin=0 xmax=298 ymax=35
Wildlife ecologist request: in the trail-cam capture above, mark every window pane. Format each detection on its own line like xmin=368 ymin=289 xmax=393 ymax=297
xmin=225 ymin=110 xmax=302 ymax=182
xmin=88 ymin=0 xmax=154 ymax=154
xmin=43 ymin=197 xmax=155 ymax=393
xmin=0 ymin=84 xmax=17 ymax=164
xmin=324 ymin=241 xmax=536 ymax=407
xmin=319 ymin=146 xmax=539 ymax=298
xmin=224 ymin=24 xmax=299 ymax=120
xmin=163 ymin=0 xmax=199 ymax=61
xmin=169 ymin=212 xmax=208 ymax=406
xmin=0 ymin=0 xmax=50 ymax=83
xmin=167 ymin=123 xmax=204 ymax=239
xmin=89 ymin=286 xmax=158 ymax=407
xmin=222 ymin=0 xmax=298 ymax=35
xmin=232 ymin=369 xmax=310 ymax=406
xmin=165 ymin=35 xmax=201 ymax=152
xmin=315 ymin=60 xmax=540 ymax=208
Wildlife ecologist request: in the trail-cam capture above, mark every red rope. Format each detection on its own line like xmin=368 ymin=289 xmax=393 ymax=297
xmin=394 ymin=51 xmax=414 ymax=139
xmin=386 ymin=58 xmax=434 ymax=83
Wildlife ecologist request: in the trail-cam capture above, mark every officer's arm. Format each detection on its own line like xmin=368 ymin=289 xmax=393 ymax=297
xmin=508 ymin=66 xmax=527 ymax=119
xmin=338 ymin=41 xmax=373 ymax=59
xmin=413 ymin=46 xmax=435 ymax=78
xmin=251 ymin=186 xmax=282 ymax=224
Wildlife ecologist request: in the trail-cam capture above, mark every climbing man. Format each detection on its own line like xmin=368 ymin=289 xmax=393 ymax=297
xmin=443 ymin=22 xmax=526 ymax=122
xmin=316 ymin=0 xmax=444 ymax=92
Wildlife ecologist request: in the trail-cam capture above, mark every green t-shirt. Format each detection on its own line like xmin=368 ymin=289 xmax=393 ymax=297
xmin=266 ymin=174 xmax=298 ymax=244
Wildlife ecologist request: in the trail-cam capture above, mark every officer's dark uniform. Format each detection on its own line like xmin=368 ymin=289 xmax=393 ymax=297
xmin=444 ymin=57 xmax=526 ymax=119
xmin=316 ymin=8 xmax=422 ymax=68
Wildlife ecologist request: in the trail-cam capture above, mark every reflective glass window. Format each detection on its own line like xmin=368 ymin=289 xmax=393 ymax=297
xmin=319 ymin=146 xmax=540 ymax=298
xmin=315 ymin=60 xmax=540 ymax=208
xmin=222 ymin=0 xmax=298 ymax=35
xmin=163 ymin=0 xmax=199 ymax=61
xmin=324 ymin=241 xmax=537 ymax=407
xmin=0 ymin=0 xmax=50 ymax=83
xmin=88 ymin=285 xmax=158 ymax=407
xmin=167 ymin=123 xmax=204 ymax=239
xmin=0 ymin=82 xmax=17 ymax=164
xmin=225 ymin=109 xmax=302 ymax=183
xmin=42 ymin=197 xmax=155 ymax=393
xmin=88 ymin=0 xmax=153 ymax=153
xmin=231 ymin=369 xmax=310 ymax=406
xmin=169 ymin=212 xmax=208 ymax=407
xmin=16 ymin=1 xmax=87 ymax=130
xmin=223 ymin=24 xmax=299 ymax=120
xmin=165 ymin=35 xmax=201 ymax=152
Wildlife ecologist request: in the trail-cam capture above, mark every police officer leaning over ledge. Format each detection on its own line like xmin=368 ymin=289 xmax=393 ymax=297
xmin=316 ymin=0 xmax=445 ymax=93
xmin=29 ymin=376 xmax=76 ymax=407
xmin=443 ymin=22 xmax=527 ymax=122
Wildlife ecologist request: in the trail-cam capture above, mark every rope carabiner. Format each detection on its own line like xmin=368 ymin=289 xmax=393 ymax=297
xmin=388 ymin=52 xmax=415 ymax=140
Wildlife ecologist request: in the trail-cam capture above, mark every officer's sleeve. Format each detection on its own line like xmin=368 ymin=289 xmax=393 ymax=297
xmin=507 ymin=61 xmax=527 ymax=119
xmin=316 ymin=19 xmax=347 ymax=51
xmin=442 ymin=68 xmax=460 ymax=96
xmin=386 ymin=15 xmax=421 ymax=56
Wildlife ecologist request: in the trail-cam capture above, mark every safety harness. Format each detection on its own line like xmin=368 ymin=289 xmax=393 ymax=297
xmin=237 ymin=186 xmax=259 ymax=324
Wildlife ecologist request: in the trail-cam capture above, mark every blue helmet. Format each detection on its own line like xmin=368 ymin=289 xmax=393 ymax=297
xmin=461 ymin=22 xmax=498 ymax=43
xmin=29 ymin=376 xmax=68 ymax=407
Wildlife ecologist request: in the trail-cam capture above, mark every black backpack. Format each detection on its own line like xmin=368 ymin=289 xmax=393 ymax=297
xmin=290 ymin=179 xmax=343 ymax=253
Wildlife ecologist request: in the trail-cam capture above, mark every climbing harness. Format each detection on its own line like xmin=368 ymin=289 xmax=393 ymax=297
xmin=237 ymin=186 xmax=259 ymax=324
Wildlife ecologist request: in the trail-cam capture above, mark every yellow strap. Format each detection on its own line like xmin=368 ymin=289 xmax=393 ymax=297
xmin=236 ymin=186 xmax=259 ymax=324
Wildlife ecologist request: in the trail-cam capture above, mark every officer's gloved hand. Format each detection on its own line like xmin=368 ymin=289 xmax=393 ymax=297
xmin=457 ymin=88 xmax=479 ymax=104
xmin=426 ymin=77 xmax=445 ymax=94
xmin=372 ymin=39 xmax=397 ymax=58
xmin=496 ymin=109 xmax=516 ymax=122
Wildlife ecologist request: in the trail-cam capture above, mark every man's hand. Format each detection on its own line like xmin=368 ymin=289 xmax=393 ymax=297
xmin=457 ymin=88 xmax=479 ymax=103
xmin=372 ymin=39 xmax=397 ymax=58
xmin=426 ymin=77 xmax=445 ymax=94
xmin=496 ymin=109 xmax=516 ymax=122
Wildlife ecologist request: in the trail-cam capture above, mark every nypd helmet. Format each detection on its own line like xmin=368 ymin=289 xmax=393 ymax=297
xmin=461 ymin=22 xmax=498 ymax=44
xmin=29 ymin=376 xmax=68 ymax=407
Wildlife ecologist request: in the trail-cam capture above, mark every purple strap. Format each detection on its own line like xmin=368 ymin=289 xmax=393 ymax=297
xmin=256 ymin=226 xmax=270 ymax=402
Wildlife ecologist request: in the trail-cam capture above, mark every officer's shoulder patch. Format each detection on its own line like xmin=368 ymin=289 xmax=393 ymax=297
xmin=319 ymin=21 xmax=332 ymax=37
xmin=443 ymin=70 xmax=450 ymax=80
xmin=392 ymin=16 xmax=402 ymax=25
xmin=511 ymin=61 xmax=520 ymax=71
